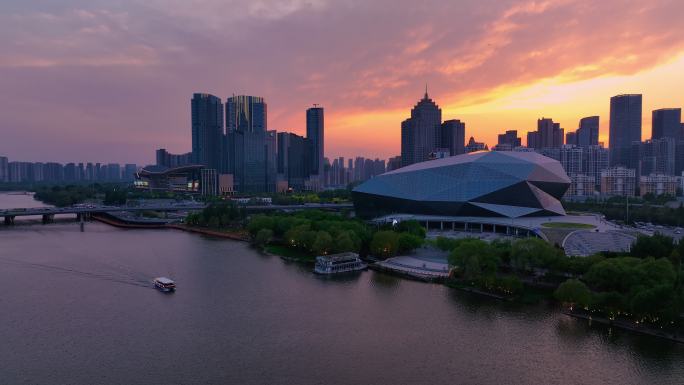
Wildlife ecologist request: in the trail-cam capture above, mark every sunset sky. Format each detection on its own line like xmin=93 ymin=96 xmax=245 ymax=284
xmin=1 ymin=0 xmax=684 ymax=165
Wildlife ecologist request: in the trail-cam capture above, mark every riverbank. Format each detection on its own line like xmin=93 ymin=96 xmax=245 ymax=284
xmin=92 ymin=214 xmax=249 ymax=241
xmin=563 ymin=310 xmax=684 ymax=344
xmin=166 ymin=224 xmax=249 ymax=242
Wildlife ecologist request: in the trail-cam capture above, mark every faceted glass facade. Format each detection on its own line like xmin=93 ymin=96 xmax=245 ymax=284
xmin=352 ymin=151 xmax=570 ymax=218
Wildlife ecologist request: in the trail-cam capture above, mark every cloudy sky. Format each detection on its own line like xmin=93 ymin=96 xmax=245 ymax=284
xmin=2 ymin=0 xmax=684 ymax=164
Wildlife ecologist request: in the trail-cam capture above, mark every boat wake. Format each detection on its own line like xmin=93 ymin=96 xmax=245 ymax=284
xmin=0 ymin=256 xmax=153 ymax=289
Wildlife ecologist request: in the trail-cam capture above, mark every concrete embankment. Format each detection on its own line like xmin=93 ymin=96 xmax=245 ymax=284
xmin=92 ymin=214 xmax=249 ymax=241
xmin=368 ymin=263 xmax=445 ymax=283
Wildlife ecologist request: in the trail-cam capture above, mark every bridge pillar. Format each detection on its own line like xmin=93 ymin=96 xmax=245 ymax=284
xmin=42 ymin=214 xmax=54 ymax=224
xmin=4 ymin=216 xmax=15 ymax=225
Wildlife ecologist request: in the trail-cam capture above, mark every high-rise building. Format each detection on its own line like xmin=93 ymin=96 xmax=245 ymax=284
xmin=225 ymin=95 xmax=269 ymax=193
xmin=441 ymin=120 xmax=466 ymax=155
xmin=156 ymin=149 xmax=192 ymax=168
xmin=609 ymin=94 xmax=642 ymax=167
xmin=527 ymin=118 xmax=563 ymax=149
xmin=577 ymin=116 xmax=600 ymax=147
xmin=583 ymin=145 xmax=610 ymax=187
xmin=387 ymin=156 xmax=402 ymax=171
xmin=44 ymin=163 xmax=64 ymax=182
xmin=266 ymin=130 xmax=277 ymax=192
xmin=226 ymin=95 xmax=266 ymax=134
xmin=276 ymin=132 xmax=311 ymax=191
xmin=600 ymin=167 xmax=636 ymax=196
xmin=676 ymin=140 xmax=684 ymax=177
xmin=401 ymin=90 xmax=442 ymax=166
xmin=639 ymin=138 xmax=676 ymax=176
xmin=559 ymin=145 xmax=584 ymax=176
xmin=64 ymin=163 xmax=78 ymax=182
xmin=31 ymin=163 xmax=44 ymax=182
xmin=306 ymin=106 xmax=324 ymax=176
xmin=652 ymin=108 xmax=682 ymax=140
xmin=191 ymin=93 xmax=223 ymax=170
xmin=106 ymin=163 xmax=121 ymax=181
xmin=123 ymin=164 xmax=138 ymax=181
xmin=565 ymin=132 xmax=577 ymax=146
xmin=85 ymin=163 xmax=95 ymax=181
xmin=639 ymin=174 xmax=678 ymax=197
xmin=497 ymin=130 xmax=521 ymax=148
xmin=0 ymin=156 xmax=8 ymax=182
xmin=566 ymin=174 xmax=595 ymax=197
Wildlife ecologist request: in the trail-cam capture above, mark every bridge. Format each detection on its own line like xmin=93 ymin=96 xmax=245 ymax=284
xmin=0 ymin=202 xmax=354 ymax=224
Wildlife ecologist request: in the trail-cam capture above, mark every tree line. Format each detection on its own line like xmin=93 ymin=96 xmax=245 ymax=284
xmin=437 ymin=233 xmax=683 ymax=326
xmin=245 ymin=211 xmax=426 ymax=261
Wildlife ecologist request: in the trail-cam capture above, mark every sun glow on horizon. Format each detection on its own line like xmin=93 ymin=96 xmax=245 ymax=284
xmin=325 ymin=50 xmax=684 ymax=159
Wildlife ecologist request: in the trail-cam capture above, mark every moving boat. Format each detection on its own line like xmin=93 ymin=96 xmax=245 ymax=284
xmin=153 ymin=277 xmax=176 ymax=292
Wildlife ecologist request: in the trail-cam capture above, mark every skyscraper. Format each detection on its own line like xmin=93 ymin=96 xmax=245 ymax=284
xmin=609 ymin=94 xmax=642 ymax=167
xmin=306 ymin=105 xmax=324 ymax=176
xmin=527 ymin=118 xmax=563 ymax=149
xmin=565 ymin=132 xmax=577 ymax=146
xmin=441 ymin=120 xmax=466 ymax=155
xmin=639 ymin=138 xmax=676 ymax=176
xmin=266 ymin=130 xmax=277 ymax=192
xmin=577 ymin=116 xmax=599 ymax=147
xmin=494 ymin=130 xmax=521 ymax=151
xmin=226 ymin=95 xmax=267 ymax=133
xmin=191 ymin=93 xmax=223 ymax=170
xmin=276 ymin=132 xmax=311 ymax=191
xmin=537 ymin=118 xmax=564 ymax=149
xmin=225 ymin=95 xmax=269 ymax=192
xmin=652 ymin=108 xmax=682 ymax=140
xmin=401 ymin=90 xmax=442 ymax=166
xmin=0 ymin=156 xmax=8 ymax=183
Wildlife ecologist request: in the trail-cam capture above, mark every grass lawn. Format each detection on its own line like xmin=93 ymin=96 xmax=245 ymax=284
xmin=541 ymin=222 xmax=595 ymax=229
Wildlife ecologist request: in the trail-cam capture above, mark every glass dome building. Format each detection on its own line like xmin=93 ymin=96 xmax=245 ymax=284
xmin=352 ymin=151 xmax=570 ymax=219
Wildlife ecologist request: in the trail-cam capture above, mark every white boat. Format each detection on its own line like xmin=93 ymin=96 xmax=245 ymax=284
xmin=153 ymin=277 xmax=176 ymax=292
xmin=314 ymin=252 xmax=367 ymax=275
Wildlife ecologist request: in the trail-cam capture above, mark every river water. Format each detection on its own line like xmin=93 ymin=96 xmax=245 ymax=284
xmin=0 ymin=192 xmax=683 ymax=385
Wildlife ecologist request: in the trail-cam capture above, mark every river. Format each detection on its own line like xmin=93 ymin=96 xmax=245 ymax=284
xmin=0 ymin=192 xmax=683 ymax=385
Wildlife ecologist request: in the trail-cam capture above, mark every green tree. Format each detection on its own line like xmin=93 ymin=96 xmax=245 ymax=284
xmin=333 ymin=231 xmax=356 ymax=253
xmin=554 ymin=279 xmax=592 ymax=308
xmin=370 ymin=231 xmax=399 ymax=258
xmin=631 ymin=234 xmax=675 ymax=259
xmin=447 ymin=238 xmax=499 ymax=281
xmin=510 ymin=238 xmax=560 ymax=272
xmin=247 ymin=215 xmax=275 ymax=236
xmin=397 ymin=233 xmax=423 ymax=254
xmin=312 ymin=231 xmax=333 ymax=255
xmin=630 ymin=284 xmax=676 ymax=321
xmin=254 ymin=228 xmax=273 ymax=248
xmin=396 ymin=220 xmax=426 ymax=238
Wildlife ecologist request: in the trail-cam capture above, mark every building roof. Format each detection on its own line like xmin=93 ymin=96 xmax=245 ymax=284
xmin=138 ymin=164 xmax=205 ymax=176
xmin=352 ymin=151 xmax=570 ymax=218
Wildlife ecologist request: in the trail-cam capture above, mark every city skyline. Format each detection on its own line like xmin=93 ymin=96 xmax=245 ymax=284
xmin=2 ymin=0 xmax=684 ymax=164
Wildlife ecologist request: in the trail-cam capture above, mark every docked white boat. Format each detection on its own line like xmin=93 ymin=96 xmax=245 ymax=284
xmin=314 ymin=252 xmax=366 ymax=275
xmin=153 ymin=277 xmax=176 ymax=292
